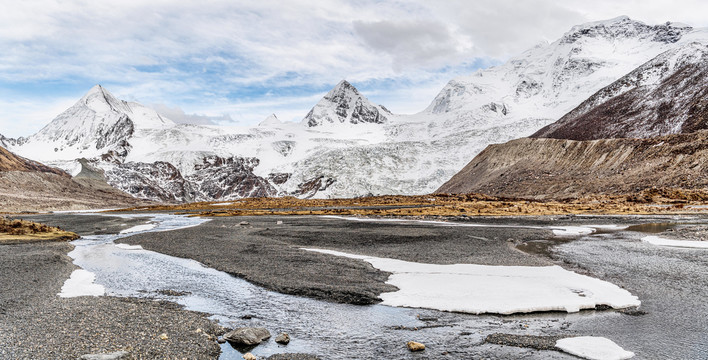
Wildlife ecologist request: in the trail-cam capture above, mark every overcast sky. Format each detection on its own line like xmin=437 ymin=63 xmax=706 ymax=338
xmin=1 ymin=0 xmax=707 ymax=137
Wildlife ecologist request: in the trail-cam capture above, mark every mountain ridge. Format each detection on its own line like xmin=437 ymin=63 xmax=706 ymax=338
xmin=532 ymin=42 xmax=708 ymax=140
xmin=7 ymin=17 xmax=708 ymax=202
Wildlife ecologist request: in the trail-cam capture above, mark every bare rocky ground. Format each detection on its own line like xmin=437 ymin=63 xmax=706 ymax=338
xmin=0 ymin=228 xmax=225 ymax=359
xmin=0 ymin=171 xmax=148 ymax=213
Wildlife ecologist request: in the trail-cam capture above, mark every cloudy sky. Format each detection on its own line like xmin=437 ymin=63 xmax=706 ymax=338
xmin=1 ymin=0 xmax=707 ymax=137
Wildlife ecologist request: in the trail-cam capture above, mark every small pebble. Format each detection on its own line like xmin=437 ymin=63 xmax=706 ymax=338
xmin=275 ymin=332 xmax=290 ymax=345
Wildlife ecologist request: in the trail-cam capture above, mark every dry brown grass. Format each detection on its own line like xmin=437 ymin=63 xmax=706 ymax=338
xmin=0 ymin=217 xmax=79 ymax=244
xmin=114 ymin=188 xmax=708 ymax=218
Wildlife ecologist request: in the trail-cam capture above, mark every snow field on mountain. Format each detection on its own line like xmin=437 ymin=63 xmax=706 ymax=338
xmin=303 ymin=248 xmax=641 ymax=315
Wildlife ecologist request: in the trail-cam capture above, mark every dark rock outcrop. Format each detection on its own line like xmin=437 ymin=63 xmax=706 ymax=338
xmin=188 ymin=156 xmax=276 ymax=200
xmin=103 ymin=155 xmax=276 ymax=202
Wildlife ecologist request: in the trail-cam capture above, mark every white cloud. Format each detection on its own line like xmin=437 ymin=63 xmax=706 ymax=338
xmin=147 ymin=104 xmax=231 ymax=126
xmin=0 ymin=97 xmax=78 ymax=138
xmin=0 ymin=0 xmax=706 ymax=133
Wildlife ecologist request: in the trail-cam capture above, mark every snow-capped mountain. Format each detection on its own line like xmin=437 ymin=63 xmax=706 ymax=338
xmin=6 ymin=17 xmax=708 ymax=201
xmin=532 ymin=42 xmax=708 ymax=140
xmin=303 ymin=80 xmax=391 ymax=127
xmin=10 ymin=85 xmax=174 ymax=165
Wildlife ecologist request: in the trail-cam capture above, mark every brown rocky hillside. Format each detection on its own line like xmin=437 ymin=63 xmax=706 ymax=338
xmin=0 ymin=146 xmax=68 ymax=176
xmin=437 ymin=130 xmax=708 ymax=199
xmin=0 ymin=147 xmax=148 ymax=212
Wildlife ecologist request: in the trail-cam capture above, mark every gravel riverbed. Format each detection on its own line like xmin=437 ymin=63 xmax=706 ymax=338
xmin=0 ymin=220 xmax=225 ymax=360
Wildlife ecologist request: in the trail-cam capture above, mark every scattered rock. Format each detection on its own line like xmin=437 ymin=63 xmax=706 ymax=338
xmin=217 ymin=337 xmax=227 ymax=344
xmin=619 ymin=308 xmax=648 ymax=316
xmin=275 ymin=332 xmax=290 ymax=345
xmin=485 ymin=333 xmax=564 ymax=351
xmin=276 ymin=221 xmax=284 ymax=225
xmin=159 ymin=333 xmax=169 ymax=340
xmin=407 ymin=341 xmax=425 ymax=352
xmin=224 ymin=327 xmax=271 ymax=346
xmin=157 ymin=289 xmax=191 ymax=296
xmin=239 ymin=221 xmax=250 ymax=226
xmin=78 ymin=351 xmax=130 ymax=360
xmin=243 ymin=353 xmax=257 ymax=360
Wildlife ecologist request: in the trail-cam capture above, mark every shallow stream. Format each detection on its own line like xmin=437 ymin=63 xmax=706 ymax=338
xmin=64 ymin=213 xmax=708 ymax=359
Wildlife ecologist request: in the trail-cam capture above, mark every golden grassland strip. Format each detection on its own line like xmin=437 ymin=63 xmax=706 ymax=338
xmin=110 ymin=189 xmax=708 ymax=217
xmin=190 ymin=201 xmax=688 ymax=217
xmin=0 ymin=218 xmax=79 ymax=244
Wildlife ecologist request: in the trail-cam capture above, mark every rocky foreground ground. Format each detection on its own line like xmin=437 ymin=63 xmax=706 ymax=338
xmin=0 ymin=215 xmax=227 ymax=359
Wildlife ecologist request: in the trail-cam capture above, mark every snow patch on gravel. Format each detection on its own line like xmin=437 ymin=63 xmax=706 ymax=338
xmin=115 ymin=244 xmax=144 ymax=250
xmin=302 ymin=248 xmax=641 ymax=314
xmin=642 ymin=235 xmax=708 ymax=249
xmin=58 ymin=269 xmax=105 ymax=297
xmin=556 ymin=336 xmax=635 ymax=360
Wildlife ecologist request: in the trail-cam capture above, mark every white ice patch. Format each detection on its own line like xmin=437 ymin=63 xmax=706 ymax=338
xmin=556 ymin=336 xmax=635 ymax=360
xmin=551 ymin=226 xmax=596 ymax=236
xmin=58 ymin=269 xmax=105 ymax=297
xmin=303 ymin=248 xmax=640 ymax=314
xmin=115 ymin=244 xmax=144 ymax=250
xmin=589 ymin=224 xmax=629 ymax=230
xmin=119 ymin=224 xmax=157 ymax=234
xmin=642 ymin=236 xmax=708 ymax=249
xmin=210 ymin=202 xmax=233 ymax=206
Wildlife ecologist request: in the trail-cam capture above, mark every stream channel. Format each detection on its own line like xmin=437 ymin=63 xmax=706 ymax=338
xmin=63 ymin=213 xmax=708 ymax=359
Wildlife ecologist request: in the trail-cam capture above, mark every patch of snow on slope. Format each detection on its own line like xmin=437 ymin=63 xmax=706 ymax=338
xmin=555 ymin=336 xmax=635 ymax=360
xmin=303 ymin=248 xmax=641 ymax=314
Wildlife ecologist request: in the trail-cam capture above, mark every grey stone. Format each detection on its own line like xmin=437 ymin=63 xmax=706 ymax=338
xmin=223 ymin=327 xmax=271 ymax=346
xmin=275 ymin=332 xmax=290 ymax=345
